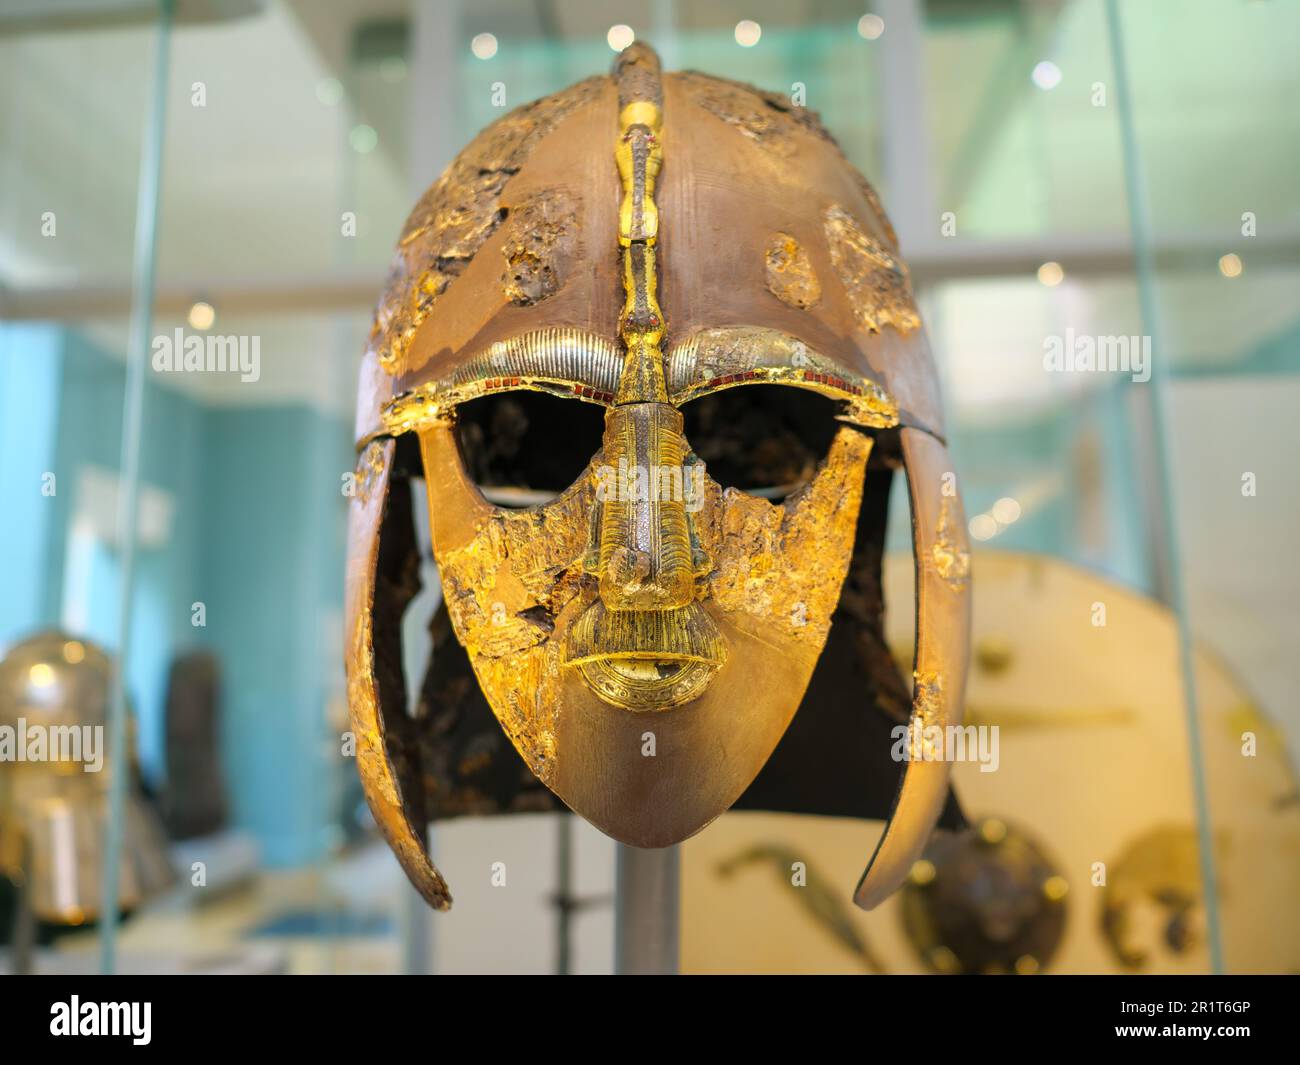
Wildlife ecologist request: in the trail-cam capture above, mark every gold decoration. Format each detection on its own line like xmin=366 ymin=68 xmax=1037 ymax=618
xmin=667 ymin=327 xmax=898 ymax=428
xmin=354 ymin=440 xmax=387 ymax=505
xmin=557 ymin=42 xmax=722 ymax=710
xmin=429 ymin=421 xmax=872 ymax=747
xmin=909 ymin=669 xmax=945 ymax=760
xmin=930 ymin=498 xmax=971 ymax=590
xmin=433 ymin=475 xmax=598 ymax=783
xmin=909 ymin=859 xmax=937 ymax=886
xmin=615 ymin=114 xmax=661 ymax=246
xmin=824 ymin=204 xmax=921 ymax=335
xmin=703 ymin=428 xmax=872 ymax=645
xmin=764 ymin=232 xmax=821 ymax=309
xmin=590 ymin=403 xmax=697 ymax=611
xmin=353 ymin=41 xmax=967 ymax=910
xmin=567 ymin=604 xmax=725 ymax=711
xmin=380 ymin=327 xmax=622 ymax=434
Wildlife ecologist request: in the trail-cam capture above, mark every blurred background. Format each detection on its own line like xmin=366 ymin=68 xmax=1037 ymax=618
xmin=0 ymin=0 xmax=1296 ymax=974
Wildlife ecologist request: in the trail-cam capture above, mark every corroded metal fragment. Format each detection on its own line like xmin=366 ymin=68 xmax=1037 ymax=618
xmin=676 ymin=71 xmax=835 ymax=157
xmin=500 ymin=190 xmax=579 ymax=305
xmin=824 ymin=204 xmax=921 ymax=335
xmin=674 ymin=71 xmax=898 ymax=249
xmin=765 ymin=232 xmax=821 ymax=309
xmin=614 ymin=42 xmax=664 ymax=112
xmin=367 ymin=76 xmax=603 ymax=373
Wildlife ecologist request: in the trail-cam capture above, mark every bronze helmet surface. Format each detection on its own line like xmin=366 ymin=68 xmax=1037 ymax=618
xmin=346 ymin=44 xmax=970 ymax=912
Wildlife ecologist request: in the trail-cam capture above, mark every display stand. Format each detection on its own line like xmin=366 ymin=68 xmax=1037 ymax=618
xmin=10 ymin=843 xmax=36 ymax=976
xmin=613 ymin=844 xmax=679 ymax=975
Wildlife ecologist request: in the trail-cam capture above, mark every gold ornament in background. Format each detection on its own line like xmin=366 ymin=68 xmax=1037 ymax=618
xmin=681 ymin=552 xmax=1300 ymax=974
xmin=900 ymin=818 xmax=1068 ymax=975
xmin=717 ymin=843 xmax=887 ymax=973
xmin=1101 ymin=825 xmax=1225 ymax=970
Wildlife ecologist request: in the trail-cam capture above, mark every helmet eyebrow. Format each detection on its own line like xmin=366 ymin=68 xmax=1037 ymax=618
xmin=380 ymin=327 xmax=622 ymax=435
xmin=667 ymin=326 xmax=899 ymax=429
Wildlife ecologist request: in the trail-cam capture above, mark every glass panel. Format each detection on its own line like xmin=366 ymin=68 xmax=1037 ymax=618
xmin=924 ymin=0 xmax=1131 ymax=239
xmin=1117 ymin=0 xmax=1300 ymax=974
xmin=0 ymin=9 xmax=156 ymax=973
xmin=3 ymin=0 xmax=1294 ymax=978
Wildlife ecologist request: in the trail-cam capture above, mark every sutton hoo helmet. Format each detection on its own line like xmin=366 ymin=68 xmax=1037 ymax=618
xmin=0 ymin=631 xmax=174 ymax=925
xmin=346 ymin=43 xmax=970 ymax=912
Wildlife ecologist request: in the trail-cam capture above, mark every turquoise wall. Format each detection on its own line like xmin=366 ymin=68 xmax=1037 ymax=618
xmin=196 ymin=405 xmax=352 ymax=866
xmin=0 ymin=324 xmax=62 ymax=636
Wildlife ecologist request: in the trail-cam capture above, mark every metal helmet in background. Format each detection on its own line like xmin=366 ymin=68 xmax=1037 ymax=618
xmin=0 ymin=631 xmax=174 ymax=925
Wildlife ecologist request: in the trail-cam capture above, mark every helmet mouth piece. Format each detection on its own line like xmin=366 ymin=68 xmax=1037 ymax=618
xmin=563 ymin=601 xmax=726 ymax=710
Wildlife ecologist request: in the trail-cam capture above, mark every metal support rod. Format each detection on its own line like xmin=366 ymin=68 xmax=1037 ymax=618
xmin=12 ymin=842 xmax=36 ymax=976
xmin=614 ymin=844 xmax=679 ymax=975
xmin=99 ymin=0 xmax=174 ymax=975
xmin=555 ymin=814 xmax=574 ymax=975
xmin=400 ymin=831 xmax=434 ymax=975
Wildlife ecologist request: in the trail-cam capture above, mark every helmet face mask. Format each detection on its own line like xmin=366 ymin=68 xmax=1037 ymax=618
xmin=418 ymin=399 xmax=874 ymax=848
xmin=346 ymin=44 xmax=970 ymax=912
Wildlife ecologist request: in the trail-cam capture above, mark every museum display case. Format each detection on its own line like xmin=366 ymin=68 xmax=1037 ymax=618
xmin=0 ymin=0 xmax=1296 ymax=976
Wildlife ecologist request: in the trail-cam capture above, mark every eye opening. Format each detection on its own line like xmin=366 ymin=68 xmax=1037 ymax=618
xmin=453 ymin=390 xmax=604 ymax=508
xmin=681 ymin=384 xmax=844 ymax=503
